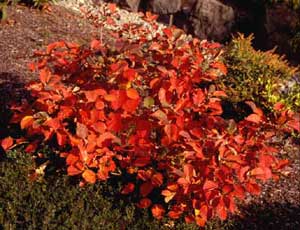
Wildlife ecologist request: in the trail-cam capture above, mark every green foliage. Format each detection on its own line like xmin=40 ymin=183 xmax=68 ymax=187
xmin=0 ymin=149 xmax=201 ymax=230
xmin=268 ymin=0 xmax=300 ymax=9
xmin=221 ymin=34 xmax=300 ymax=112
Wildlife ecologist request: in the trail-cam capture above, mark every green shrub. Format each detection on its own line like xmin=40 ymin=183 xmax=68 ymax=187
xmin=268 ymin=0 xmax=300 ymax=9
xmin=220 ymin=34 xmax=300 ymax=113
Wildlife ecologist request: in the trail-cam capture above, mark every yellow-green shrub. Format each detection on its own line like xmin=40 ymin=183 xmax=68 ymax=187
xmin=220 ymin=34 xmax=300 ymax=112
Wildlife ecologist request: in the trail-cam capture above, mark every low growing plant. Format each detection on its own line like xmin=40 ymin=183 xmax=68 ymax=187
xmin=1 ymin=17 xmax=299 ymax=228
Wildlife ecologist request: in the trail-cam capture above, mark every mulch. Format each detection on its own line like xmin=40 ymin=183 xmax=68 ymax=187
xmin=0 ymin=3 xmax=299 ymax=230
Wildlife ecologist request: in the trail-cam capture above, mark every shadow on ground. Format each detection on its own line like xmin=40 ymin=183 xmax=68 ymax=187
xmin=0 ymin=72 xmax=30 ymax=139
xmin=221 ymin=202 xmax=300 ymax=230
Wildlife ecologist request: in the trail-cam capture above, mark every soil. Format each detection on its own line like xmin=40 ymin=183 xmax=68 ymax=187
xmin=0 ymin=3 xmax=299 ymax=230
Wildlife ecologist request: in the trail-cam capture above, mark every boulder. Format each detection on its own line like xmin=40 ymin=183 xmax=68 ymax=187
xmin=148 ymin=0 xmax=182 ymax=14
xmin=126 ymin=0 xmax=141 ymax=12
xmin=190 ymin=0 xmax=235 ymax=41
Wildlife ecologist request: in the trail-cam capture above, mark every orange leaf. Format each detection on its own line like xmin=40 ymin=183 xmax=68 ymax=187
xmin=151 ymin=204 xmax=165 ymax=220
xmin=126 ymin=88 xmax=139 ymax=100
xmin=1 ymin=136 xmax=14 ymax=151
xmin=82 ymin=169 xmax=96 ymax=184
xmin=108 ymin=3 xmax=117 ymax=13
xmin=20 ymin=116 xmax=34 ymax=129
xmin=245 ymin=114 xmax=261 ymax=124
xmin=39 ymin=68 xmax=51 ymax=85
xmin=161 ymin=189 xmax=176 ymax=203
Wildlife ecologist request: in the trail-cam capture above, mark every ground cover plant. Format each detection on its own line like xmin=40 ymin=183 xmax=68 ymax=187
xmin=0 ymin=3 xmax=299 ymax=229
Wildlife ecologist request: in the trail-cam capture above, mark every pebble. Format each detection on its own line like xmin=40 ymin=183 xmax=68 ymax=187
xmin=52 ymin=0 xmax=179 ymax=42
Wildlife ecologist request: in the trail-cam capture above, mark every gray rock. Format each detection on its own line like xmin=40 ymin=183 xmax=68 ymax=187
xmin=126 ymin=0 xmax=140 ymax=12
xmin=149 ymin=0 xmax=182 ymax=14
xmin=190 ymin=0 xmax=235 ymax=41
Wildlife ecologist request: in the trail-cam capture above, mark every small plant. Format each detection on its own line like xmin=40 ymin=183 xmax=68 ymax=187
xmin=220 ymin=34 xmax=300 ymax=113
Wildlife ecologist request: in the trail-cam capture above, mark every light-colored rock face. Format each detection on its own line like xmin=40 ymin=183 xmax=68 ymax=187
xmin=190 ymin=0 xmax=235 ymax=41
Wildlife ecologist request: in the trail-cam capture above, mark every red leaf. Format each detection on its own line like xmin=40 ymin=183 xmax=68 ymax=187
xmin=76 ymin=123 xmax=89 ymax=140
xmin=121 ymin=182 xmax=135 ymax=194
xmin=1 ymin=137 xmax=14 ymax=151
xmin=66 ymin=153 xmax=79 ymax=165
xmin=107 ymin=113 xmax=122 ymax=132
xmin=245 ymin=114 xmax=261 ymax=124
xmin=203 ymin=180 xmax=218 ymax=191
xmin=151 ymin=172 xmax=164 ymax=187
xmin=274 ymin=102 xmax=285 ymax=111
xmin=168 ymin=209 xmax=182 ymax=219
xmin=91 ymin=39 xmax=102 ymax=51
xmin=164 ymin=124 xmax=179 ymax=142
xmin=96 ymin=132 xmax=120 ymax=147
xmin=151 ymin=204 xmax=165 ymax=220
xmin=137 ymin=198 xmax=152 ymax=208
xmin=238 ymin=166 xmax=250 ymax=182
xmin=140 ymin=181 xmax=154 ymax=197
xmin=245 ymin=101 xmax=264 ymax=117
xmin=133 ymin=156 xmax=151 ymax=167
xmin=233 ymin=184 xmax=245 ymax=199
xmin=210 ymin=62 xmax=227 ymax=75
xmin=144 ymin=11 xmax=158 ymax=22
xmin=287 ymin=119 xmax=300 ymax=132
xmin=245 ymin=182 xmax=261 ymax=195
xmin=123 ymin=68 xmax=136 ymax=81
xmin=67 ymin=165 xmax=83 ymax=176
xmin=57 ymin=131 xmax=67 ymax=146
xmin=163 ymin=28 xmax=173 ymax=39
xmin=216 ymin=198 xmax=227 ymax=220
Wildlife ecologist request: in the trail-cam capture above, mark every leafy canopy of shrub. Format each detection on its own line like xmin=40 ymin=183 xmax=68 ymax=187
xmin=1 ymin=8 xmax=299 ymax=228
xmin=220 ymin=34 xmax=300 ymax=112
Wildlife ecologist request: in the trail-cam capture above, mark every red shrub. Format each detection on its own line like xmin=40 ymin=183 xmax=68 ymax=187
xmin=4 ymin=27 xmax=299 ymax=227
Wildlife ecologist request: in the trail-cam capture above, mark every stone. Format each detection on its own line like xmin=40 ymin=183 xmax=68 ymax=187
xmin=190 ymin=0 xmax=235 ymax=42
xmin=148 ymin=0 xmax=182 ymax=14
xmin=126 ymin=0 xmax=141 ymax=12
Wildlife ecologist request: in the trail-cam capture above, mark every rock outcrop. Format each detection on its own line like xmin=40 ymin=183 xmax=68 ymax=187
xmin=189 ymin=0 xmax=235 ymax=41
